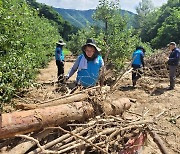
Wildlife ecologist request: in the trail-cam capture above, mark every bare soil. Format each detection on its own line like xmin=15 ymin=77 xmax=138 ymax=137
xmin=9 ymin=56 xmax=180 ymax=153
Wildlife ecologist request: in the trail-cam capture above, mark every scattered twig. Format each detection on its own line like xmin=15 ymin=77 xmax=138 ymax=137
xmin=29 ymin=127 xmax=92 ymax=154
xmin=14 ymin=94 xmax=31 ymax=104
xmin=15 ymin=134 xmax=46 ymax=153
xmin=38 ymin=85 xmax=100 ymax=104
xmin=9 ymin=129 xmax=51 ymax=154
xmin=146 ymin=127 xmax=169 ymax=154
xmin=48 ymin=126 xmax=108 ymax=154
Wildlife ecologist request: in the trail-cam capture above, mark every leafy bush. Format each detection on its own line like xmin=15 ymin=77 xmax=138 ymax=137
xmin=0 ymin=0 xmax=61 ymax=106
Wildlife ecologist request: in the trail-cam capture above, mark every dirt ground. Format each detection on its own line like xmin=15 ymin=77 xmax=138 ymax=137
xmin=10 ymin=56 xmax=180 ymax=154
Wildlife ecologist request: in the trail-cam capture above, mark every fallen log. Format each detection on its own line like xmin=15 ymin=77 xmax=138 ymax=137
xmin=0 ymin=101 xmax=93 ymax=139
xmin=0 ymin=98 xmax=131 ymax=139
xmin=15 ymin=86 xmax=110 ymax=110
xmin=16 ymin=93 xmax=88 ymax=110
xmin=39 ymin=93 xmax=88 ymax=108
xmin=102 ymin=97 xmax=131 ymax=115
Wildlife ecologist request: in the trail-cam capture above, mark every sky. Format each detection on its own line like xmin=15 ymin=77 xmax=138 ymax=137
xmin=36 ymin=0 xmax=168 ymax=13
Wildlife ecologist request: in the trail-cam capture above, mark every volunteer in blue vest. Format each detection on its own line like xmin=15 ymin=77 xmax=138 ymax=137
xmin=65 ymin=38 xmax=104 ymax=88
xmin=131 ymin=46 xmax=146 ymax=87
xmin=55 ymin=39 xmax=66 ymax=83
xmin=167 ymin=42 xmax=180 ymax=90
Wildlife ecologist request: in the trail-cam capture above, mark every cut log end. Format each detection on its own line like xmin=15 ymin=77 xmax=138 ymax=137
xmin=103 ymin=97 xmax=131 ymax=116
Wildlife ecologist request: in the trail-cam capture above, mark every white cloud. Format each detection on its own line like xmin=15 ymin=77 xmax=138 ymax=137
xmin=152 ymin=0 xmax=167 ymax=6
xmin=36 ymin=0 xmax=99 ymax=10
xmin=120 ymin=0 xmax=167 ymax=13
xmin=36 ymin=0 xmax=168 ymax=13
xmin=120 ymin=1 xmax=140 ymax=13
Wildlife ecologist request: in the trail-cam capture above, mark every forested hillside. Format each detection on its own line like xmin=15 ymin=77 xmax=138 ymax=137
xmin=54 ymin=8 xmax=136 ymax=28
xmin=54 ymin=9 xmax=95 ymax=28
xmin=26 ymin=0 xmax=78 ymax=40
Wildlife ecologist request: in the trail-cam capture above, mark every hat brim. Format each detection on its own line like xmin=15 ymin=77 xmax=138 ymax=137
xmin=167 ymin=42 xmax=176 ymax=46
xmin=82 ymin=43 xmax=101 ymax=52
xmin=167 ymin=44 xmax=176 ymax=46
xmin=56 ymin=42 xmax=66 ymax=46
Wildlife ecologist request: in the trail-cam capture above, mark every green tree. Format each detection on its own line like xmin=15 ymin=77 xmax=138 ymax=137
xmin=67 ymin=26 xmax=105 ymax=55
xmin=136 ymin=0 xmax=154 ymax=17
xmin=93 ymin=0 xmax=121 ymax=35
xmin=151 ymin=8 xmax=180 ymax=48
xmin=94 ymin=0 xmax=152 ymax=68
xmin=135 ymin=0 xmax=154 ymax=40
xmin=136 ymin=0 xmax=179 ymax=48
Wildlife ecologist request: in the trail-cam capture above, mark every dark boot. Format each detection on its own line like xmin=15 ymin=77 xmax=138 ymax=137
xmin=58 ymin=74 xmax=64 ymax=83
xmin=167 ymin=86 xmax=174 ymax=90
xmin=168 ymin=80 xmax=175 ymax=90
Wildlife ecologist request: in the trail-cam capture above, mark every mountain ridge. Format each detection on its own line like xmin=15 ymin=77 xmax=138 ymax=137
xmin=53 ymin=8 xmax=136 ymax=28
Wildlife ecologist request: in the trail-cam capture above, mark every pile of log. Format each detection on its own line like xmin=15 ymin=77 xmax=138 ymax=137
xmin=145 ymin=48 xmax=180 ymax=78
xmin=10 ymin=115 xmax=149 ymax=154
xmin=0 ymin=85 xmax=169 ymax=154
xmin=145 ymin=49 xmax=169 ymax=78
xmin=0 ymin=86 xmax=133 ymax=153
xmin=0 ymin=112 xmax=168 ymax=154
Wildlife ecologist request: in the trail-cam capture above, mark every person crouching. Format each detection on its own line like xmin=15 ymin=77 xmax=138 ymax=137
xmin=65 ymin=38 xmax=104 ymax=88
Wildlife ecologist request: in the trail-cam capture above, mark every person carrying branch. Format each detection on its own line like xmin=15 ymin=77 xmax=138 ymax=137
xmin=65 ymin=38 xmax=104 ymax=88
xmin=55 ymin=39 xmax=66 ymax=83
xmin=131 ymin=46 xmax=146 ymax=87
xmin=167 ymin=42 xmax=180 ymax=90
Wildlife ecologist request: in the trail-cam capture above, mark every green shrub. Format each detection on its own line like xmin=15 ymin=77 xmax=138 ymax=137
xmin=0 ymin=0 xmax=61 ymax=106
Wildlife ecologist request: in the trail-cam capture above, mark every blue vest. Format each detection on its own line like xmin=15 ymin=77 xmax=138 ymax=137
xmin=132 ymin=50 xmax=144 ymax=66
xmin=77 ymin=55 xmax=104 ymax=87
xmin=55 ymin=47 xmax=64 ymax=61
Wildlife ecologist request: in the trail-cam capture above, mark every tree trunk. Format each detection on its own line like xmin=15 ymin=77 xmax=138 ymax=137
xmin=0 ymin=101 xmax=93 ymax=139
xmin=39 ymin=93 xmax=88 ymax=108
xmin=0 ymin=98 xmax=131 ymax=139
xmin=16 ymin=93 xmax=89 ymax=110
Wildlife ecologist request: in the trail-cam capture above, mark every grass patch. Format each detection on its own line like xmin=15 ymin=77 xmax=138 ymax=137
xmin=63 ymin=48 xmax=71 ymax=55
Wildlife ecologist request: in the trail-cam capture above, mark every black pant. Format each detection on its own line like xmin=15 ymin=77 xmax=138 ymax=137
xmin=132 ymin=65 xmax=143 ymax=81
xmin=56 ymin=60 xmax=64 ymax=82
xmin=169 ymin=65 xmax=177 ymax=88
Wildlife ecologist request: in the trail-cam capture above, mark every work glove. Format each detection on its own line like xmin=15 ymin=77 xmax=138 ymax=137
xmin=64 ymin=75 xmax=69 ymax=82
xmin=61 ymin=60 xmax=65 ymax=65
xmin=143 ymin=66 xmax=145 ymax=71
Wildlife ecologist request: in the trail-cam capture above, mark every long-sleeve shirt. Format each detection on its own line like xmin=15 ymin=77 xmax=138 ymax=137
xmin=67 ymin=54 xmax=104 ymax=87
xmin=168 ymin=48 xmax=180 ymax=66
